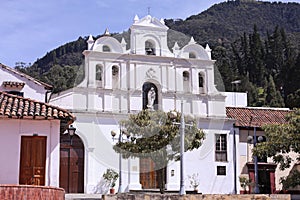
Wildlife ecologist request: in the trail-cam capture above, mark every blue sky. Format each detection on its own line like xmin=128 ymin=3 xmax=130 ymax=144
xmin=0 ymin=0 xmax=298 ymax=67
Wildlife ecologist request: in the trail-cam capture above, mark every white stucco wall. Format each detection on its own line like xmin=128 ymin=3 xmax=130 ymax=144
xmin=223 ymin=92 xmax=247 ymax=107
xmin=0 ymin=119 xmax=60 ymax=187
xmin=0 ymin=67 xmax=48 ymax=102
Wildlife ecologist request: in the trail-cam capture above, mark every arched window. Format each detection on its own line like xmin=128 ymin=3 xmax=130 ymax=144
xmin=198 ymin=72 xmax=205 ymax=94
xmin=145 ymin=40 xmax=156 ymax=55
xmin=112 ymin=65 xmax=119 ymax=89
xmin=103 ymin=45 xmax=111 ymax=52
xmin=96 ymin=64 xmax=103 ymax=87
xmin=189 ymin=52 xmax=196 ymax=59
xmin=183 ymin=71 xmax=189 ymax=81
xmin=198 ymin=73 xmax=204 ymax=87
xmin=96 ymin=65 xmax=103 ymax=81
xmin=183 ymin=71 xmax=190 ymax=92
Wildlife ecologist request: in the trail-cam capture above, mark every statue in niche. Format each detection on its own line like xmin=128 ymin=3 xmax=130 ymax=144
xmin=147 ymin=87 xmax=156 ymax=110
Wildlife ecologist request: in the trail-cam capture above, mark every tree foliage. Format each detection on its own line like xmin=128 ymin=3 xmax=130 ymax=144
xmin=113 ymin=109 xmax=205 ymax=192
xmin=254 ymin=108 xmax=300 ymax=189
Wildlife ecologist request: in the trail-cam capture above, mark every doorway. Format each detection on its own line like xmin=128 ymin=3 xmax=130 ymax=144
xmin=60 ymin=134 xmax=84 ymax=193
xmin=258 ymin=169 xmax=271 ymax=194
xmin=19 ymin=136 xmax=47 ymax=185
xmin=140 ymin=158 xmax=166 ymax=189
xmin=247 ymin=162 xmax=276 ymax=194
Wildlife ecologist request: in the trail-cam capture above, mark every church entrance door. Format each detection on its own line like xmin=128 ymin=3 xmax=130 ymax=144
xmin=60 ymin=134 xmax=84 ymax=193
xmin=140 ymin=158 xmax=166 ymax=189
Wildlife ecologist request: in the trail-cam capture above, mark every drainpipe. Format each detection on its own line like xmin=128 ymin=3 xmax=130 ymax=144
xmin=233 ymin=124 xmax=237 ymax=194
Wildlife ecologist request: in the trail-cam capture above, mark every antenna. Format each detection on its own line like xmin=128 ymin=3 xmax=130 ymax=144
xmin=147 ymin=6 xmax=151 ymax=15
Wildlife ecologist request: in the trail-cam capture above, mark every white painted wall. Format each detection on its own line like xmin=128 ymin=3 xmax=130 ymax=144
xmin=0 ymin=119 xmax=60 ymax=187
xmin=0 ymin=67 xmax=48 ymax=102
xmin=223 ymin=92 xmax=247 ymax=107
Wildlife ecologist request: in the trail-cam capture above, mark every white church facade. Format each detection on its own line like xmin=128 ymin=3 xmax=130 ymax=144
xmin=50 ymin=15 xmax=239 ymax=194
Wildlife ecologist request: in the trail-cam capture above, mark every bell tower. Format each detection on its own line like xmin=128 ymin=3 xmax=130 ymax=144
xmin=130 ymin=15 xmax=172 ymax=57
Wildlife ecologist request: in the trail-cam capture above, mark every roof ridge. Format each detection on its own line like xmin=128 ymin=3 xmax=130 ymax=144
xmin=0 ymin=63 xmax=53 ymax=90
xmin=226 ymin=106 xmax=290 ymax=111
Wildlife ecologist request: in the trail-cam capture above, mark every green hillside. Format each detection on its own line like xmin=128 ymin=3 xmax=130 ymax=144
xmin=165 ymin=0 xmax=300 ymax=47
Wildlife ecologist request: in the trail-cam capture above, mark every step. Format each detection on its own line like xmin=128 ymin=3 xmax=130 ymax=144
xmin=65 ymin=193 xmax=102 ymax=200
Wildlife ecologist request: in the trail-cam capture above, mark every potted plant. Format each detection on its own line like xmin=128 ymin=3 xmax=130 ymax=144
xmin=188 ymin=173 xmax=200 ymax=193
xmin=102 ymin=168 xmax=119 ymax=194
xmin=239 ymin=176 xmax=251 ymax=194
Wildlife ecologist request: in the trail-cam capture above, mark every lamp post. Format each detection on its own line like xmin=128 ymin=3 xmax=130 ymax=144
xmin=111 ymin=126 xmax=129 ymax=194
xmin=170 ymin=100 xmax=194 ymax=195
xmin=247 ymin=124 xmax=264 ymax=194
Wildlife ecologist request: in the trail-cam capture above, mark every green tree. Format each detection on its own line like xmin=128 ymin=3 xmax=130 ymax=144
xmin=113 ymin=109 xmax=205 ymax=193
xmin=254 ymin=108 xmax=300 ymax=190
xmin=265 ymin=75 xmax=285 ymax=107
xmin=248 ymin=25 xmax=265 ymax=86
xmin=286 ymin=89 xmax=300 ymax=108
xmin=213 ymin=45 xmax=237 ymax=91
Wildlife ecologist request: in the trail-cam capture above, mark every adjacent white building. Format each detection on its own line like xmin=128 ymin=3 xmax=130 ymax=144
xmin=0 ymin=63 xmax=75 ymax=188
xmin=50 ymin=15 xmax=239 ymax=194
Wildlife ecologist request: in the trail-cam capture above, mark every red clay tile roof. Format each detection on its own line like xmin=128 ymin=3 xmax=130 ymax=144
xmin=0 ymin=91 xmax=75 ymax=125
xmin=0 ymin=63 xmax=52 ymax=90
xmin=226 ymin=107 xmax=290 ymax=128
xmin=2 ymin=81 xmax=25 ymax=88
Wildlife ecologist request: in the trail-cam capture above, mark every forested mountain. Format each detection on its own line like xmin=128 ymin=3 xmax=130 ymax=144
xmin=165 ymin=0 xmax=300 ymax=48
xmin=16 ymin=0 xmax=300 ymax=107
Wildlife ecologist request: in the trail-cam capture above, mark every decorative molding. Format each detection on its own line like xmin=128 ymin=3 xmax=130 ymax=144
xmin=145 ymin=68 xmax=157 ymax=79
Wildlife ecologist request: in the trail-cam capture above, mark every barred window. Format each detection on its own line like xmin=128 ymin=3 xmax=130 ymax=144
xmin=217 ymin=166 xmax=226 ymax=176
xmin=215 ymin=134 xmax=227 ymax=162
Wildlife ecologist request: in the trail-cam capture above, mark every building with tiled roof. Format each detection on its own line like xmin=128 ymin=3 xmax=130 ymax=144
xmin=0 ymin=91 xmax=75 ymax=130
xmin=0 ymin=83 xmax=75 ymax=188
xmin=0 ymin=63 xmax=52 ymax=102
xmin=226 ymin=106 xmax=297 ymax=194
xmin=226 ymin=107 xmax=290 ymax=128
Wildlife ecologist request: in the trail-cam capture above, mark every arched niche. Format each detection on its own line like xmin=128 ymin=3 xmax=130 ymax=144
xmin=145 ymin=39 xmax=156 ymax=55
xmin=140 ymin=34 xmax=161 ymax=56
xmin=142 ymin=82 xmax=159 ymax=110
xmin=198 ymin=72 xmax=206 ymax=94
xmin=95 ymin=64 xmax=103 ymax=88
xmin=112 ymin=65 xmax=120 ymax=89
xmin=183 ymin=71 xmax=190 ymax=93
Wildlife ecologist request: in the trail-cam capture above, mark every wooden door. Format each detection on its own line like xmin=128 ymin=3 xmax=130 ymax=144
xmin=60 ymin=134 xmax=84 ymax=193
xmin=19 ymin=136 xmax=47 ymax=185
xmin=140 ymin=158 xmax=158 ymax=189
xmin=258 ymin=169 xmax=271 ymax=194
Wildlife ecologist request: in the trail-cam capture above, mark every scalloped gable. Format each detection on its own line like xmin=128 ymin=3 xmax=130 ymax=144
xmin=131 ymin=15 xmax=168 ymax=30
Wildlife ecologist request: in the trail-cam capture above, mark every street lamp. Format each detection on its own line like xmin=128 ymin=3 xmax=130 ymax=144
xmin=67 ymin=124 xmax=76 ymax=145
xmin=111 ymin=126 xmax=129 ymax=193
xmin=170 ymin=100 xmax=194 ymax=195
xmin=247 ymin=125 xmax=264 ymax=194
